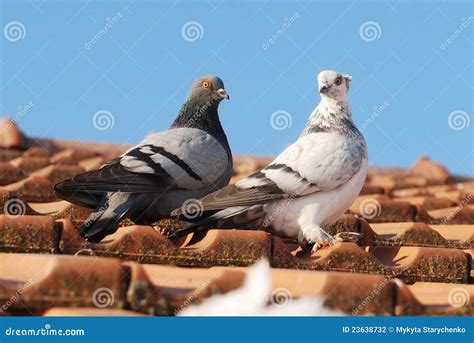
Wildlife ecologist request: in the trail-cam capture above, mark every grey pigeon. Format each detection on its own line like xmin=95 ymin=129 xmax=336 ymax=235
xmin=55 ymin=75 xmax=232 ymax=242
xmin=172 ymin=70 xmax=368 ymax=251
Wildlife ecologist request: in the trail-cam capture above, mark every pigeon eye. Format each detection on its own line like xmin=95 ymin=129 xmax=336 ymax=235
xmin=335 ymin=78 xmax=342 ymax=86
xmin=202 ymin=81 xmax=210 ymax=89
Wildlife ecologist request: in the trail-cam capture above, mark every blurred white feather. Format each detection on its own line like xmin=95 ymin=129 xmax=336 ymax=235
xmin=178 ymin=260 xmax=344 ymax=316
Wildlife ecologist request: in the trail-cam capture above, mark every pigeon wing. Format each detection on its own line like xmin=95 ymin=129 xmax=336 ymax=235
xmin=55 ymin=128 xmax=230 ymax=194
xmin=174 ymin=131 xmax=364 ymax=213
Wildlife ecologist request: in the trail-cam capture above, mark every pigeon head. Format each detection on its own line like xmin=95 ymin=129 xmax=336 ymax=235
xmin=317 ymin=70 xmax=352 ymax=101
xmin=172 ymin=75 xmax=231 ymax=144
xmin=186 ymin=75 xmax=230 ymax=105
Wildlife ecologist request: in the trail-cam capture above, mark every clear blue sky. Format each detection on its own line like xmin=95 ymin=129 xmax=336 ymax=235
xmin=1 ymin=0 xmax=472 ymax=175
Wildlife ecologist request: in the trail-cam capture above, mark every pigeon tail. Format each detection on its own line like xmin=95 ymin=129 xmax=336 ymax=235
xmin=173 ymin=205 xmax=266 ymax=238
xmin=54 ymin=179 xmax=102 ymax=209
xmin=78 ymin=193 xmax=134 ymax=242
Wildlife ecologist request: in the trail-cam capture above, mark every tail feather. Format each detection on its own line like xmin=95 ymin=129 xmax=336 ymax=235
xmin=172 ymin=205 xmax=266 ymax=238
xmin=78 ymin=193 xmax=135 ymax=242
xmin=54 ymin=179 xmax=102 ymax=209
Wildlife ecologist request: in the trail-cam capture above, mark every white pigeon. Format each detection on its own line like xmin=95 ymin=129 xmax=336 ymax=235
xmin=178 ymin=260 xmax=343 ymax=316
xmin=172 ymin=70 xmax=368 ymax=251
xmin=54 ymin=76 xmax=232 ymax=242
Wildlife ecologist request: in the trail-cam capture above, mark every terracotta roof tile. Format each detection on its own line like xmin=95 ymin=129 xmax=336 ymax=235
xmin=29 ymin=165 xmax=85 ymax=185
xmin=0 ymin=118 xmax=28 ymax=149
xmin=50 ymin=148 xmax=100 ymax=165
xmin=9 ymin=156 xmax=52 ymax=173
xmin=410 ymin=156 xmax=452 ymax=183
xmin=272 ymin=241 xmax=469 ymax=283
xmin=0 ymin=148 xmax=23 ymax=162
xmin=127 ymin=264 xmax=397 ymax=315
xmin=0 ymin=215 xmax=59 ymax=253
xmin=0 ymin=163 xmax=27 ymax=185
xmin=0 ymin=253 xmax=129 ymax=314
xmin=61 ymin=224 xmax=271 ymax=267
xmin=427 ymin=205 xmax=474 ymax=224
xmin=21 ymin=146 xmax=50 ymax=158
xmin=370 ymin=222 xmax=473 ymax=248
xmin=2 ymin=176 xmax=57 ymax=202
xmin=395 ymin=281 xmax=473 ymax=315
xmin=0 ymin=122 xmax=472 ymax=316
xmin=392 ymin=196 xmax=456 ymax=210
xmin=351 ymin=196 xmax=416 ymax=222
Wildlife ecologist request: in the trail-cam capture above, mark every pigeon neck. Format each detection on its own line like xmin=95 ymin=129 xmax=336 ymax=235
xmin=320 ymin=96 xmax=350 ymax=112
xmin=301 ymin=97 xmax=357 ymax=136
xmin=171 ymin=99 xmax=230 ymax=149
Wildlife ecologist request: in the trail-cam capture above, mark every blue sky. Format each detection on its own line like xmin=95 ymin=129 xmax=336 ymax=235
xmin=1 ymin=0 xmax=472 ymax=175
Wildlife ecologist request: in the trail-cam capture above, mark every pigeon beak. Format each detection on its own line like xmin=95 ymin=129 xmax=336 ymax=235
xmin=216 ymin=88 xmax=230 ymax=100
xmin=319 ymin=84 xmax=330 ymax=94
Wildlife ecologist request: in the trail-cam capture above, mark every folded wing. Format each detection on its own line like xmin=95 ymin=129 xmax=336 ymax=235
xmin=55 ymin=128 xmax=231 ymax=197
xmin=173 ymin=131 xmax=364 ymax=214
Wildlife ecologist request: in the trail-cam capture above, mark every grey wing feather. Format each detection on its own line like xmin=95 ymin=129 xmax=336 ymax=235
xmin=173 ymin=131 xmax=366 ymax=213
xmin=120 ymin=128 xmax=230 ymax=190
xmin=55 ymin=128 xmax=230 ymax=194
